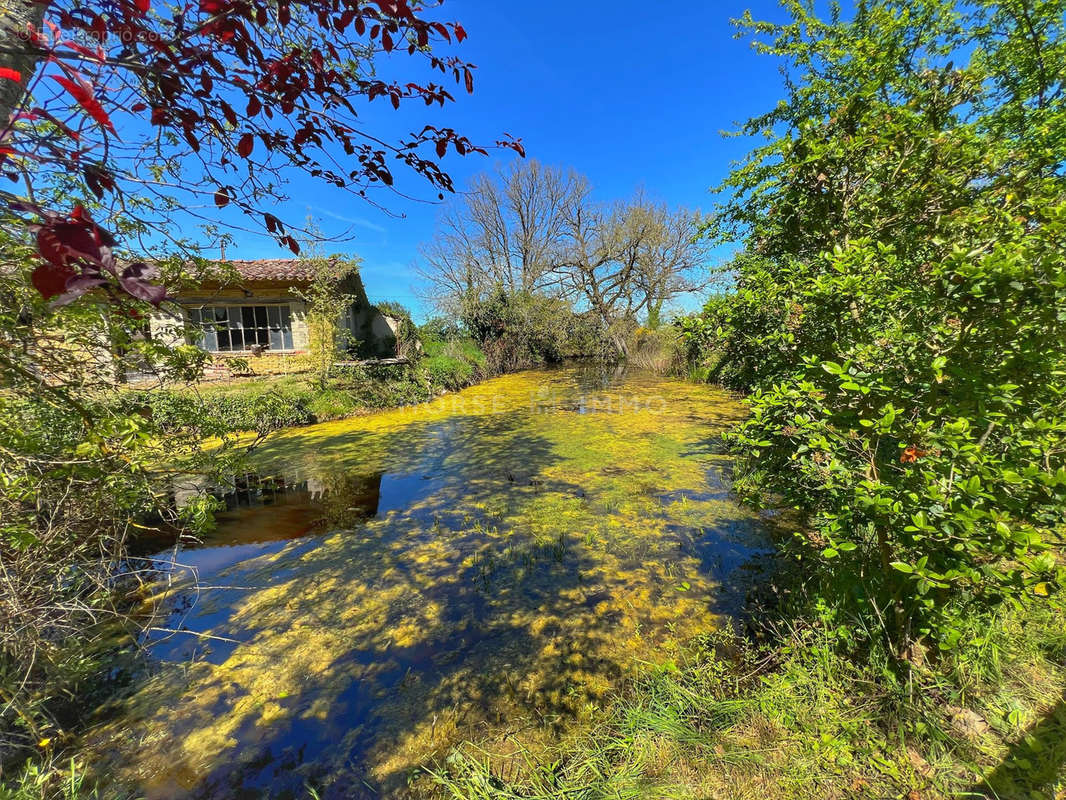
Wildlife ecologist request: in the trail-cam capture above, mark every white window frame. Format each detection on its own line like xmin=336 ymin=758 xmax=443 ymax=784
xmin=188 ymin=304 xmax=294 ymax=352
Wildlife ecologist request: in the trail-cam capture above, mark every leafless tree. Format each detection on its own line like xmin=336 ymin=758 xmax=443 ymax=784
xmin=551 ymin=192 xmax=707 ymax=353
xmin=417 ymin=160 xmax=585 ymax=312
xmin=420 ymin=162 xmax=708 ymax=354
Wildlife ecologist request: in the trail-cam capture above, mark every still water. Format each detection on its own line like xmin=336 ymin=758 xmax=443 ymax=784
xmin=89 ymin=365 xmax=771 ymax=799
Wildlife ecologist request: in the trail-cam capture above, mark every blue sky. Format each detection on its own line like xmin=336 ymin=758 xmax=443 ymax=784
xmin=227 ymin=1 xmax=796 ymax=320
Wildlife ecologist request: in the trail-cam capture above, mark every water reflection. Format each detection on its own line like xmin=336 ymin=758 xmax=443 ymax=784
xmin=89 ymin=367 xmax=772 ymax=799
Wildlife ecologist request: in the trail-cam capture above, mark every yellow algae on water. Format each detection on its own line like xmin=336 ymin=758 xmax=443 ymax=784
xmin=83 ymin=365 xmax=765 ymax=799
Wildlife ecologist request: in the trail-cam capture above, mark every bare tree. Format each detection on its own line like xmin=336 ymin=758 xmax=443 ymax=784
xmin=418 ymin=160 xmax=586 ymax=310
xmin=419 ymin=162 xmax=708 ymax=354
xmin=551 ymin=192 xmax=706 ymax=354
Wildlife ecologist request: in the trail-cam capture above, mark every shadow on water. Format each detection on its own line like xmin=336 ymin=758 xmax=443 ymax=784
xmin=88 ymin=367 xmax=773 ymax=799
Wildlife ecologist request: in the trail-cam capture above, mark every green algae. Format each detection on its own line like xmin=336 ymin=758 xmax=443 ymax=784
xmin=84 ymin=366 xmax=768 ymax=799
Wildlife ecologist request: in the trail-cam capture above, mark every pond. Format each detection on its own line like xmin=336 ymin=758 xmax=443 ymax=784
xmin=87 ymin=365 xmax=772 ymax=799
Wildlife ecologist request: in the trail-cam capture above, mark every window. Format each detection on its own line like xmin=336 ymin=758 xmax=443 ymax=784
xmin=188 ymin=305 xmax=294 ymax=352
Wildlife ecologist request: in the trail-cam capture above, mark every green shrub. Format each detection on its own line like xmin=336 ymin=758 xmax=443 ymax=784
xmin=424 ymin=355 xmax=475 ymax=391
xmin=419 ymin=316 xmax=464 ymax=342
xmin=461 ymin=288 xmax=610 ymax=371
xmin=373 ymin=301 xmax=421 ymax=360
xmin=627 ymin=326 xmax=684 ymax=374
xmin=135 ymin=384 xmax=315 ymax=436
xmin=306 ymin=389 xmax=360 ymax=422
xmin=682 ymin=0 xmax=1066 ymax=661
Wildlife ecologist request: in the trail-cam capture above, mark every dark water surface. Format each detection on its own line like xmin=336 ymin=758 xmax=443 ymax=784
xmin=89 ymin=365 xmax=772 ymax=799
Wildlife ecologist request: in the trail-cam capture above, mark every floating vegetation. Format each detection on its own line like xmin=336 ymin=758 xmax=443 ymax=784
xmin=83 ymin=365 xmax=770 ymax=799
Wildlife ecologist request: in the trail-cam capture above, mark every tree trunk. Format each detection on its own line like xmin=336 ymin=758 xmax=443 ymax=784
xmin=0 ymin=0 xmax=50 ymax=125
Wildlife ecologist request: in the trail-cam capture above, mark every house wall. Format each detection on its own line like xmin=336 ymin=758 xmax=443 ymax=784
xmin=152 ymin=272 xmax=399 ymax=364
xmin=151 ymin=284 xmax=312 ymax=354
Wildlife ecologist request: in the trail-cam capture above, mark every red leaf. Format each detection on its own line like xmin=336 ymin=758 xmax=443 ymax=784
xmin=131 ymin=102 xmax=147 ymax=112
xmin=220 ymin=100 xmax=237 ymax=127
xmin=31 ymin=261 xmax=75 ymax=299
xmin=463 ymin=67 xmax=473 ymax=94
xmin=285 ymin=235 xmax=300 ymax=254
xmin=381 ymin=30 xmax=393 ymax=51
xmin=435 ymin=139 xmax=446 ymax=158
xmin=454 ymin=23 xmax=467 ymax=42
xmin=237 ymin=132 xmax=254 ymax=157
xmin=431 ymin=22 xmax=450 ymax=42
xmin=246 ymin=95 xmax=261 ymax=116
xmin=214 ymin=188 xmax=230 ymax=207
xmin=900 ymin=445 xmax=928 ymax=464
xmin=0 ymin=67 xmax=22 ymax=82
xmin=134 ymin=0 xmax=150 ymax=12
xmin=51 ymin=74 xmax=116 ymax=134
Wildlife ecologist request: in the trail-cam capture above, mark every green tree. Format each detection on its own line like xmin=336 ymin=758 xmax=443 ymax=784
xmin=0 ymin=232 xmax=244 ymax=754
xmin=294 ymin=248 xmax=361 ymax=390
xmin=686 ymin=0 xmax=1066 ymax=661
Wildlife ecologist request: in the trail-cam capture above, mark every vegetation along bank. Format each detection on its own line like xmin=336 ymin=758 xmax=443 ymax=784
xmin=0 ymin=0 xmax=1063 ymax=798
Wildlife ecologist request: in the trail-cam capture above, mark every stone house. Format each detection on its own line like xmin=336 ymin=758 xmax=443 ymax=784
xmin=149 ymin=259 xmax=401 ymax=365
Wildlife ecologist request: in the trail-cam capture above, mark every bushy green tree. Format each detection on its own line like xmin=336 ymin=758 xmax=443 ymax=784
xmin=685 ymin=0 xmax=1066 ymax=660
xmin=460 ymin=288 xmax=611 ymax=372
xmin=0 ymin=230 xmax=243 ymax=756
xmin=294 ymin=250 xmax=360 ymax=389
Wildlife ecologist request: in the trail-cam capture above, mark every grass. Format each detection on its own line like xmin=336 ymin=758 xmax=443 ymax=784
xmin=0 ymin=758 xmax=98 ymax=800
xmin=427 ymin=602 xmax=1066 ymax=800
xmin=133 ymin=339 xmax=489 ymax=435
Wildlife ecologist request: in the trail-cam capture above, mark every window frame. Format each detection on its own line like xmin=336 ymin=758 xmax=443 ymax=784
xmin=187 ymin=303 xmax=294 ymax=353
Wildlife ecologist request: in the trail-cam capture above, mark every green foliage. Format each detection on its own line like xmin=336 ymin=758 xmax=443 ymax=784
xmin=682 ymin=0 xmax=1066 ymax=658
xmin=293 ymin=251 xmax=360 ymax=389
xmin=373 ymin=301 xmax=421 ymax=360
xmin=140 ymin=346 xmax=490 ymax=437
xmin=0 ymin=230 xmax=237 ymax=762
xmin=0 ymin=757 xmax=99 ymax=800
xmin=460 ymin=288 xmax=611 ymax=371
xmin=627 ymin=326 xmax=685 ymax=374
xmin=419 ymin=316 xmax=464 ymax=341
xmin=422 ymin=336 xmax=487 ymax=392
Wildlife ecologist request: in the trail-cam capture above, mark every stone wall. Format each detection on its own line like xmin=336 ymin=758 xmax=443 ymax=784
xmin=150 ymin=284 xmax=312 ymax=354
xmin=150 ymin=272 xmax=398 ymax=364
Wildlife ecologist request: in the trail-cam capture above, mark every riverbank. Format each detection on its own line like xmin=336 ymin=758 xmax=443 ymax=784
xmin=4 ymin=366 xmax=1063 ymax=800
xmin=131 ymin=336 xmax=492 ymax=438
xmin=431 ymin=577 xmax=1066 ymax=799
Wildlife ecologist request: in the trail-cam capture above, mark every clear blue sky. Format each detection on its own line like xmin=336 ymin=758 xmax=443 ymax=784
xmin=226 ymin=1 xmax=796 ymax=320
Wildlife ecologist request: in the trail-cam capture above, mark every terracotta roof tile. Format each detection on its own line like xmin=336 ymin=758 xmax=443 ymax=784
xmin=224 ymin=259 xmax=318 ymax=282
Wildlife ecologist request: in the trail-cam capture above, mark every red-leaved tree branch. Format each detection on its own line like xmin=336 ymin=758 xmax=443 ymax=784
xmin=0 ymin=0 xmax=524 ymax=305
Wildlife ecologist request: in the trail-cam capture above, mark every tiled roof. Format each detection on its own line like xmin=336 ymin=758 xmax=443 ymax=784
xmin=224 ymin=259 xmax=318 ymax=283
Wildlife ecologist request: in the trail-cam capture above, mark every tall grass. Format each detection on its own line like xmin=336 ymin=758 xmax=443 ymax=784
xmin=0 ymin=758 xmax=98 ymax=800
xmin=429 ymin=603 xmax=1066 ymax=800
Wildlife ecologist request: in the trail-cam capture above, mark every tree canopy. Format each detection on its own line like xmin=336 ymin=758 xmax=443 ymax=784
xmin=682 ymin=0 xmax=1066 ymax=660
xmin=420 ymin=160 xmax=708 ymax=353
xmin=0 ymin=0 xmax=523 ymax=305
